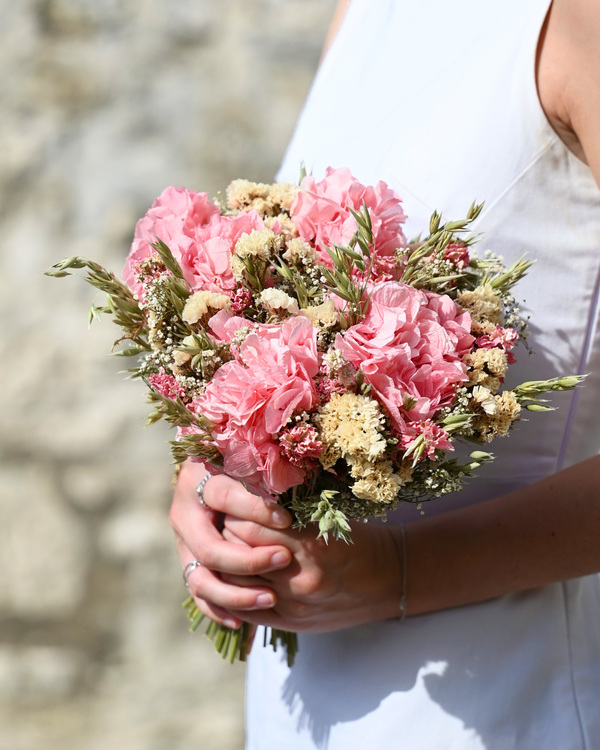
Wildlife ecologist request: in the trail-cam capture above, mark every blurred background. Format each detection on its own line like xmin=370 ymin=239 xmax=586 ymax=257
xmin=0 ymin=1 xmax=335 ymax=748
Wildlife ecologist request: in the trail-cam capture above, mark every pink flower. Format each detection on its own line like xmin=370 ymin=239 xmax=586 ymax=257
xmin=194 ymin=316 xmax=320 ymax=496
xmin=475 ymin=325 xmax=519 ymax=363
xmin=122 ymin=185 xmax=265 ymax=299
xmin=291 ymin=167 xmax=407 ymax=280
xmin=399 ymin=420 xmax=453 ymax=460
xmin=180 ymin=211 xmax=264 ymax=294
xmin=336 ymin=282 xmax=473 ymax=433
xmin=147 ymin=369 xmax=187 ymax=401
xmin=231 ymin=287 xmax=253 ymax=313
xmin=444 ymin=242 xmax=470 ymax=269
xmin=278 ymin=423 xmax=323 ymax=468
xmin=123 ymin=186 xmax=220 ymax=299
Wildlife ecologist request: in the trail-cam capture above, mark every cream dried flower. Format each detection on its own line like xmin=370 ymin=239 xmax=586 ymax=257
xmin=458 ymin=283 xmax=504 ymax=325
xmin=182 ymin=291 xmax=231 ymax=325
xmin=348 ymin=457 xmax=404 ymax=505
xmin=470 ymin=318 xmax=497 ymax=337
xmin=231 ymin=255 xmax=246 ymax=283
xmin=470 ymin=385 xmax=497 ymax=415
xmin=226 ymin=179 xmax=298 ymax=217
xmin=301 ymin=300 xmax=338 ymax=330
xmin=473 ymin=390 xmax=521 ymax=441
xmin=234 ymin=228 xmax=281 ymax=261
xmin=258 ymin=288 xmax=299 ymax=315
xmin=283 ymin=237 xmax=318 ymax=266
xmin=172 ymin=334 xmax=196 ymax=367
xmin=264 ymin=214 xmax=299 ymax=243
xmin=465 ymin=347 xmax=508 ymax=389
xmin=316 ymin=392 xmax=387 ymax=468
xmin=269 ymin=182 xmax=299 ymax=213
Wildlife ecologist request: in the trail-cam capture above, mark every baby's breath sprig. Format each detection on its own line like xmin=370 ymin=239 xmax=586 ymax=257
xmin=396 ymin=448 xmax=493 ymax=506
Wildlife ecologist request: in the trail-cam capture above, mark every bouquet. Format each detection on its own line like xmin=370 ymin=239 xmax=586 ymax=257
xmin=47 ymin=166 xmax=583 ymax=665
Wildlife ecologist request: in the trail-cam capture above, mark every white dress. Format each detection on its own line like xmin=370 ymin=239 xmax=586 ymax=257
xmin=246 ymin=1 xmax=600 ymax=748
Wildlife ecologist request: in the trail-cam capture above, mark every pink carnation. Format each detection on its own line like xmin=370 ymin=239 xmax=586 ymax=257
xmin=444 ymin=242 xmax=470 ymax=269
xmin=147 ymin=370 xmax=186 ymax=401
xmin=291 ymin=167 xmax=407 ymax=280
xmin=399 ymin=420 xmax=453 ymax=461
xmin=278 ymin=423 xmax=323 ymax=468
xmin=122 ymin=185 xmax=265 ymax=299
xmin=194 ymin=316 xmax=320 ymax=496
xmin=476 ymin=325 xmax=519 ymax=363
xmin=336 ymin=282 xmax=473 ymax=433
xmin=180 ymin=211 xmax=264 ymax=294
xmin=123 ymin=186 xmax=220 ymax=299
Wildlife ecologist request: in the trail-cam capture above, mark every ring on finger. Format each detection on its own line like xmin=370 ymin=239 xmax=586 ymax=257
xmin=195 ymin=473 xmax=212 ymax=509
xmin=182 ymin=560 xmax=203 ymax=587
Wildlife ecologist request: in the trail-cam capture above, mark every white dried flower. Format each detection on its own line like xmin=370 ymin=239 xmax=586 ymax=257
xmin=182 ymin=291 xmax=231 ymax=325
xmin=258 ymin=288 xmax=299 ymax=315
xmin=471 ymin=385 xmax=498 ymax=415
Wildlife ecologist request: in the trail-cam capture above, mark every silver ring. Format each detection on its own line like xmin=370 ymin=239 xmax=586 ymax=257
xmin=183 ymin=560 xmax=202 ymax=587
xmin=195 ymin=474 xmax=212 ymax=509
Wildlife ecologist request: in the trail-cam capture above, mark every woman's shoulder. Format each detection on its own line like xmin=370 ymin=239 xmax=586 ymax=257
xmin=537 ymin=0 xmax=600 ymax=184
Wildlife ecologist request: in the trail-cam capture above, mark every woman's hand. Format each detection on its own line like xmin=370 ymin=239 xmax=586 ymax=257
xmin=170 ymin=460 xmax=404 ymax=634
xmin=219 ymin=516 xmax=404 ymax=633
xmin=170 ymin=461 xmax=295 ymax=629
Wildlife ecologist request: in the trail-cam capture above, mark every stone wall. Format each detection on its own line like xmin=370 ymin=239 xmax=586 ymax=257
xmin=0 ymin=2 xmax=335 ymax=747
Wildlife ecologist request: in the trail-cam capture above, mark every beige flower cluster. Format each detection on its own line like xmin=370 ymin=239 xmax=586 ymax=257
xmin=226 ymin=179 xmax=299 ymax=217
xmin=465 ymin=347 xmax=508 ymax=391
xmin=182 ymin=290 xmax=231 ymax=325
xmin=264 ymin=214 xmax=299 ymax=245
xmin=316 ymin=392 xmax=405 ymax=504
xmin=457 ymin=283 xmax=503 ymax=333
xmin=232 ymin=228 xmax=282 ymax=283
xmin=234 ymin=228 xmax=281 ymax=262
xmin=350 ymin=457 xmax=407 ymax=505
xmin=316 ymin=392 xmax=387 ymax=466
xmin=283 ymin=237 xmax=318 ymax=266
xmin=301 ymin=300 xmax=338 ymax=330
xmin=472 ymin=390 xmax=521 ymax=441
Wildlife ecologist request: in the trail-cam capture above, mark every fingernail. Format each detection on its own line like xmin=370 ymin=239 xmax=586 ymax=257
xmin=255 ymin=593 xmax=274 ymax=607
xmin=270 ymin=551 xmax=289 ymax=568
xmin=271 ymin=508 xmax=291 ymax=528
xmin=224 ymin=616 xmax=239 ymax=629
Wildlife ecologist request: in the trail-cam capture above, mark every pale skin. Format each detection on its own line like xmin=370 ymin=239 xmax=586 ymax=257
xmin=170 ymin=0 xmax=600 ymax=636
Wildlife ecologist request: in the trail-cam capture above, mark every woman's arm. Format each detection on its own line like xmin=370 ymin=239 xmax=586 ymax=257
xmin=537 ymin=0 xmax=600 ymax=183
xmin=404 ymin=455 xmax=600 ymax=616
